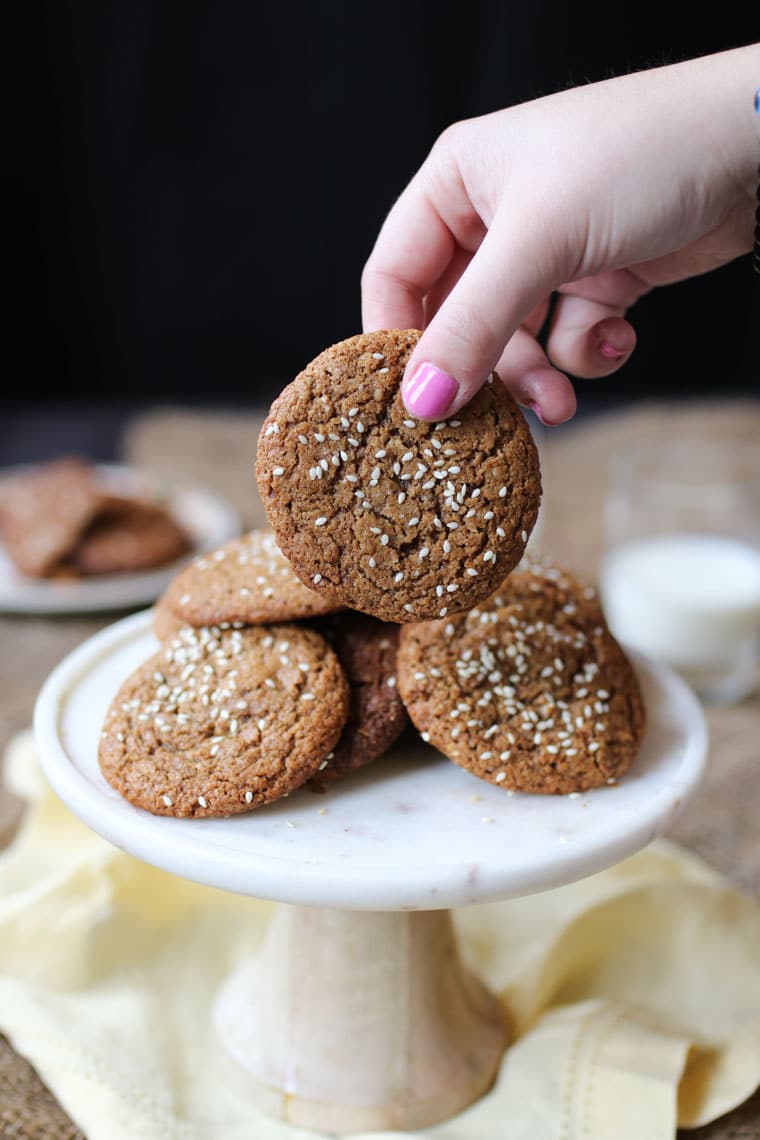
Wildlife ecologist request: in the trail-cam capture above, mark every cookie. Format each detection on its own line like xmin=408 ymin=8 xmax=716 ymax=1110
xmin=313 ymin=612 xmax=408 ymax=783
xmin=74 ymin=496 xmax=192 ymax=575
xmin=256 ymin=329 xmax=541 ymax=623
xmin=0 ymin=458 xmax=104 ymax=576
xmin=158 ymin=529 xmax=345 ymax=629
xmin=397 ymin=561 xmax=645 ymax=794
xmin=152 ymin=597 xmax=186 ymax=642
xmin=99 ymin=623 xmax=350 ymax=817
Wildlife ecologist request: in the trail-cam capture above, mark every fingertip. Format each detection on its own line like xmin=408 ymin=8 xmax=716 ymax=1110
xmin=401 ymin=359 xmax=461 ymax=420
xmin=592 ymin=317 xmax=636 ymax=372
xmin=506 ymin=367 xmax=577 ymax=426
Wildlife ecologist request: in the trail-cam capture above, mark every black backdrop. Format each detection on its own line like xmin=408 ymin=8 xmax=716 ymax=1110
xmin=12 ymin=3 xmax=759 ymax=413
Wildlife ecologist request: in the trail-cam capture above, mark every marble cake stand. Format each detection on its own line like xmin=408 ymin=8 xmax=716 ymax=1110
xmin=34 ymin=610 xmax=707 ymax=1134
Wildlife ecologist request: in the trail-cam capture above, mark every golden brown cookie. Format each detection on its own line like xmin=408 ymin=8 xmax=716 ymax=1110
xmin=0 ymin=458 xmax=104 ymax=576
xmin=256 ymin=330 xmax=541 ymax=623
xmin=99 ymin=623 xmax=350 ymax=816
xmin=157 ymin=529 xmax=345 ymax=629
xmin=312 ymin=612 xmax=408 ymax=783
xmin=74 ymin=496 xmax=192 ymax=575
xmin=397 ymin=561 xmax=645 ymax=794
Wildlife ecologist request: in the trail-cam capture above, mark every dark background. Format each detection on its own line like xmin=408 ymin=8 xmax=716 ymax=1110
xmin=6 ymin=3 xmax=759 ymax=462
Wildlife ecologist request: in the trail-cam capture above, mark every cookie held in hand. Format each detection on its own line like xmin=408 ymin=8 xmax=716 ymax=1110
xmin=256 ymin=330 xmax=541 ymax=623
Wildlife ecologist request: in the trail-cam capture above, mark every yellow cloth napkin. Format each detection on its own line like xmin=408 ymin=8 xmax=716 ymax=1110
xmin=1 ymin=729 xmax=759 ymax=1140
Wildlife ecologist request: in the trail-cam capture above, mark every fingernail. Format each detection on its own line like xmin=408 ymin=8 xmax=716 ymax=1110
xmin=529 ymin=400 xmax=547 ymax=425
xmin=402 ymin=362 xmax=458 ymax=419
xmin=598 ymin=340 xmax=626 ymax=361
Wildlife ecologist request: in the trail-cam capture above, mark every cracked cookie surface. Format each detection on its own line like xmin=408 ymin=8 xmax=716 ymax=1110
xmin=99 ymin=623 xmax=349 ymax=816
xmin=256 ymin=330 xmax=541 ymax=623
xmin=397 ymin=561 xmax=645 ymax=794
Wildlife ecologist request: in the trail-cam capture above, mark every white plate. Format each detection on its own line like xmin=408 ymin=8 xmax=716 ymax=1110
xmin=0 ymin=464 xmax=241 ymax=614
xmin=34 ymin=611 xmax=708 ymax=910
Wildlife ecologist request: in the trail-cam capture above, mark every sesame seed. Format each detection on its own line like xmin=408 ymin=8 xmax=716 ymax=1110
xmin=404 ymin=603 xmax=414 ymax=613
xmin=375 ymin=449 xmax=387 ymax=458
xmin=439 ymin=607 xmax=448 ymax=617
xmin=272 ymin=466 xmax=284 ymax=476
xmin=466 ymin=567 xmax=478 ymax=576
xmin=245 ymin=791 xmax=253 ymax=803
xmin=198 ymin=796 xmax=208 ymax=808
xmin=378 ymin=367 xmax=389 ymax=374
xmin=298 ymin=433 xmax=308 ymax=444
xmin=387 ymin=676 xmax=397 ymax=687
xmin=521 ymin=530 xmax=528 ymax=542
xmin=380 ymin=534 xmax=389 ymax=546
xmin=372 ymin=352 xmax=384 ymax=359
xmin=495 ymin=772 xmax=506 ymax=783
xmin=313 ymin=573 xmax=322 ymax=584
xmin=450 ymin=419 xmax=461 ymax=427
xmin=499 ymin=487 xmax=507 ymax=498
xmin=408 ymin=517 xmax=419 ymax=527
xmin=394 ymin=571 xmax=404 ymax=582
xmin=162 ymin=795 xmax=173 ymax=807
xmin=315 ymin=517 xmax=328 ymax=527
xmin=419 ymin=547 xmax=430 ymax=560
xmin=403 ymin=419 xmax=416 ymax=428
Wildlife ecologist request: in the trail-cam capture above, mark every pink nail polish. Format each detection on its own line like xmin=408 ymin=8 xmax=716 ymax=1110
xmin=402 ymin=362 xmax=458 ymax=419
xmin=598 ymin=341 xmax=626 ymax=361
xmin=529 ymin=400 xmax=547 ymax=425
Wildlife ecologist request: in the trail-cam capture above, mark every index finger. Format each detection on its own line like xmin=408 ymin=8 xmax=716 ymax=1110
xmin=361 ymin=175 xmax=459 ymax=334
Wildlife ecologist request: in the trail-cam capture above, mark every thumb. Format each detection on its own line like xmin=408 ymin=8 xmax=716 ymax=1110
xmin=400 ymin=214 xmax=559 ymax=420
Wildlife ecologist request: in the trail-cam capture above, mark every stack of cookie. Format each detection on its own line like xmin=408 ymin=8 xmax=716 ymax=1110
xmin=99 ymin=530 xmax=410 ymax=816
xmin=0 ymin=458 xmax=191 ymax=578
xmin=98 ymin=330 xmax=644 ymax=817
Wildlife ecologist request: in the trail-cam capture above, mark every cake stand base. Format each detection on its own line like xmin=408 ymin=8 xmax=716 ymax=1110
xmin=213 ymin=904 xmax=507 ymax=1133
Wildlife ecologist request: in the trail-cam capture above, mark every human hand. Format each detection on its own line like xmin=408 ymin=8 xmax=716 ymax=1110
xmin=362 ymin=45 xmax=760 ymax=423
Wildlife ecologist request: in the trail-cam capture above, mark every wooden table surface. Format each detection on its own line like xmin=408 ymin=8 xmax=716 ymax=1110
xmin=1 ymin=400 xmax=758 ymax=1139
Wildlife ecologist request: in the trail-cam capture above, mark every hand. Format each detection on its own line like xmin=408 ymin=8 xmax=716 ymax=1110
xmin=362 ymin=45 xmax=760 ymax=423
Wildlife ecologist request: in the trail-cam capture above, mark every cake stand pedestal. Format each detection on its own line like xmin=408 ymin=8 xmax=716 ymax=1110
xmin=34 ymin=611 xmax=707 ymax=1134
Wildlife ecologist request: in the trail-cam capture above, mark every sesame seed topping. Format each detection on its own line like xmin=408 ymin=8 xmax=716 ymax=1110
xmin=313 ymin=573 xmax=322 ymax=584
xmin=314 ymin=517 xmax=328 ymax=527
xmin=198 ymin=796 xmax=208 ymax=808
xmin=245 ymin=791 xmax=253 ymax=803
xmin=162 ymin=795 xmax=173 ymax=807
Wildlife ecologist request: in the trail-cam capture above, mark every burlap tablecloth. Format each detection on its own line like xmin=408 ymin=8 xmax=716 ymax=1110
xmin=1 ymin=399 xmax=758 ymax=1139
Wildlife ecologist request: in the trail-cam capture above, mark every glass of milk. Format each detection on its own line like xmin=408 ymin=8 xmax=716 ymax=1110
xmin=600 ymin=441 xmax=760 ymax=704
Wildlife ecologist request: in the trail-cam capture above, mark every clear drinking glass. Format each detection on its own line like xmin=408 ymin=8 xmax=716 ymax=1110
xmin=599 ymin=440 xmax=760 ymax=704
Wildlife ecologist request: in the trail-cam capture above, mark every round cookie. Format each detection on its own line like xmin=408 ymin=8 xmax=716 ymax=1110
xmin=99 ymin=623 xmax=350 ymax=817
xmin=313 ymin=613 xmax=408 ymax=783
xmin=256 ymin=330 xmax=541 ymax=624
xmin=397 ymin=562 xmax=645 ymax=794
xmin=159 ymin=529 xmax=345 ymax=628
